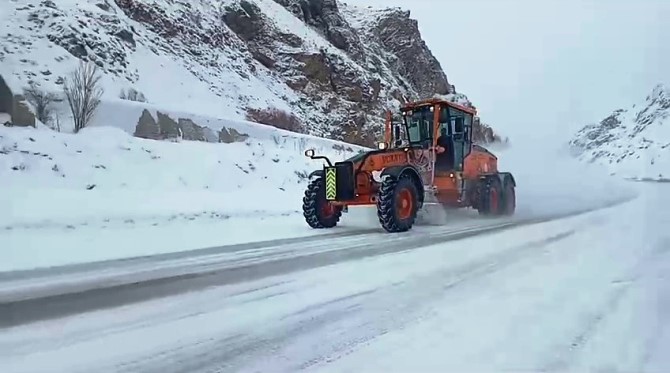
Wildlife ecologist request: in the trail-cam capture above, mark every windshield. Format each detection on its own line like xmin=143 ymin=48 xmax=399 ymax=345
xmin=402 ymin=105 xmax=434 ymax=145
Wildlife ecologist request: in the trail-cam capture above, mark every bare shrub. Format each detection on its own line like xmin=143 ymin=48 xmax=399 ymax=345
xmin=119 ymin=87 xmax=147 ymax=102
xmin=23 ymin=81 xmax=57 ymax=124
xmin=294 ymin=170 xmax=309 ymax=182
xmin=63 ymin=61 xmax=104 ymax=133
xmin=332 ymin=143 xmax=353 ymax=153
xmin=295 ymin=137 xmax=308 ymax=153
xmin=246 ymin=107 xmax=304 ymax=133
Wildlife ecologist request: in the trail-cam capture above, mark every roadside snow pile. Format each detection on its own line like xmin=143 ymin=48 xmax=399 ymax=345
xmin=0 ymin=123 xmax=365 ymax=231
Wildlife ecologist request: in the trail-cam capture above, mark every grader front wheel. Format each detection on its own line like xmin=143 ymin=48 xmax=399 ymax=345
xmin=377 ymin=176 xmax=419 ymax=233
xmin=302 ymin=176 xmax=342 ymax=228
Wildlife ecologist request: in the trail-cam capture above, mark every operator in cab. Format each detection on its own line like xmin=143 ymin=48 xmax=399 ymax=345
xmin=434 ymin=127 xmax=454 ymax=172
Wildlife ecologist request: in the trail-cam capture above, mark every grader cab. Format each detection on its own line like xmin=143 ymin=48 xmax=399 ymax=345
xmin=302 ymin=97 xmax=516 ymax=233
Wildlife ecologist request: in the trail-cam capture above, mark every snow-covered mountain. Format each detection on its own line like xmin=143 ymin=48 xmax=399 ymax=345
xmin=0 ymin=0 xmax=499 ymax=146
xmin=569 ymin=84 xmax=670 ymax=180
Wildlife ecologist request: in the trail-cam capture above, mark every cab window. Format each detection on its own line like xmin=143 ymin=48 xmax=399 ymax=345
xmin=438 ymin=106 xmax=450 ymax=137
xmin=404 ymin=106 xmax=434 ymax=146
xmin=448 ymin=107 xmax=473 ymax=141
xmin=407 ymin=120 xmax=421 ymax=143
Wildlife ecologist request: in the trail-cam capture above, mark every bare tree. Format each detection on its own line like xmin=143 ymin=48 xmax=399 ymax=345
xmin=23 ymin=81 xmax=58 ymax=124
xmin=63 ymin=61 xmax=104 ymax=133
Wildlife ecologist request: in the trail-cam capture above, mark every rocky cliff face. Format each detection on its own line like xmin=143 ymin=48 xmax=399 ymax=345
xmin=0 ymin=0 xmax=498 ymax=147
xmin=569 ymin=84 xmax=670 ymax=179
xmin=215 ymin=0 xmax=458 ymax=145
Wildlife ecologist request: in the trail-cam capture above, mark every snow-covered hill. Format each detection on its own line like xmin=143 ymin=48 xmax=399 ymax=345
xmin=1 ymin=115 xmax=364 ymax=229
xmin=0 ymin=109 xmax=376 ymax=269
xmin=569 ymin=84 xmax=670 ymax=180
xmin=0 ymin=0 xmax=500 ymax=145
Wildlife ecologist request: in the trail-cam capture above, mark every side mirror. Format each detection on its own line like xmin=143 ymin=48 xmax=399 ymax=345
xmin=304 ymin=149 xmax=315 ymax=158
xmin=378 ymin=142 xmax=387 ymax=150
xmin=393 ymin=125 xmax=400 ymax=142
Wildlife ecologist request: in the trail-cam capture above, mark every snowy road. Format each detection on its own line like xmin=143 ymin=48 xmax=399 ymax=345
xmin=0 ymin=184 xmax=667 ymax=373
xmin=0 ymin=203 xmax=618 ymax=327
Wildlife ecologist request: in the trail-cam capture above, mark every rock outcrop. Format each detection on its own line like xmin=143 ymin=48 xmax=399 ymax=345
xmin=0 ymin=75 xmax=36 ymax=128
xmin=134 ymin=110 xmax=247 ymax=143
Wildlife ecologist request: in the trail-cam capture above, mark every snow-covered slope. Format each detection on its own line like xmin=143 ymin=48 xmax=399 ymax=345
xmin=1 ymin=117 xmax=365 ymax=230
xmin=569 ymin=84 xmax=670 ymax=180
xmin=0 ymin=106 xmax=376 ymax=269
xmin=0 ymin=0 xmax=499 ymax=145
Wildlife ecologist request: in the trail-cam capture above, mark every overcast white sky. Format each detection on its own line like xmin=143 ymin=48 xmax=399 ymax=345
xmin=344 ymin=0 xmax=670 ymax=143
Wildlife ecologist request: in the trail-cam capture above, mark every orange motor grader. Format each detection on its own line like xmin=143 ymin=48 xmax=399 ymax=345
xmin=302 ymin=97 xmax=516 ymax=233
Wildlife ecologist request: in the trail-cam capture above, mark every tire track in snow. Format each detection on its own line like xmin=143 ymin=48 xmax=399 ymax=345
xmin=105 ymin=230 xmax=580 ymax=373
xmin=541 ymin=234 xmax=670 ymax=372
xmin=293 ymin=231 xmax=580 ymax=373
xmin=113 ymin=290 xmax=378 ymax=373
xmin=0 ymin=228 xmax=382 ymax=281
xmin=542 ymin=282 xmax=634 ymax=372
xmin=0 ymin=220 xmax=561 ymax=328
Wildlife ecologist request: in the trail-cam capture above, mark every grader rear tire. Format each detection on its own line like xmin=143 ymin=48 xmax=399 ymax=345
xmin=477 ymin=177 xmax=504 ymax=216
xmin=502 ymin=176 xmax=516 ymax=216
xmin=377 ymin=176 xmax=419 ymax=233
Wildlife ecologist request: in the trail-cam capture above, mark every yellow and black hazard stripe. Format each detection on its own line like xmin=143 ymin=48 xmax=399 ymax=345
xmin=325 ymin=167 xmax=336 ymax=200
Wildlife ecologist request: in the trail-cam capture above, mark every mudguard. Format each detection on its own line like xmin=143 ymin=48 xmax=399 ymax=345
xmin=380 ymin=165 xmax=425 ymax=205
xmin=308 ymin=169 xmax=324 ymax=179
xmin=480 ymin=172 xmax=515 ymax=186
xmin=380 ymin=165 xmax=418 ymax=179
xmin=499 ymin=172 xmax=516 ymax=186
